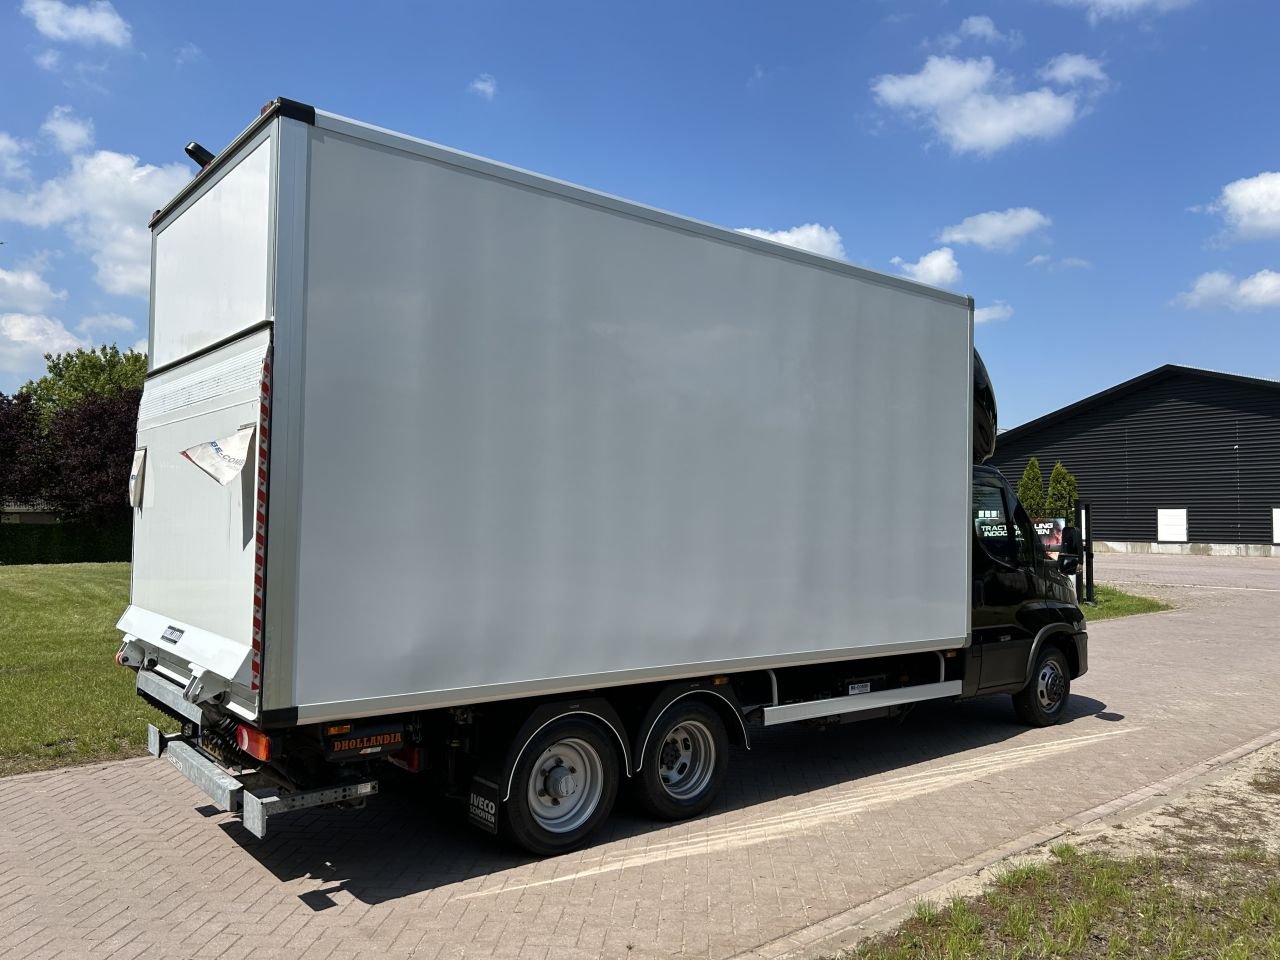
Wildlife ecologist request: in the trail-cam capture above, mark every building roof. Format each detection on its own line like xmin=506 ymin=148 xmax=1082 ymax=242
xmin=999 ymin=364 xmax=1280 ymax=445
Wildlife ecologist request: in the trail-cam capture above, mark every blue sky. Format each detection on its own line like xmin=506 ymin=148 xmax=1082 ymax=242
xmin=1 ymin=0 xmax=1277 ymax=426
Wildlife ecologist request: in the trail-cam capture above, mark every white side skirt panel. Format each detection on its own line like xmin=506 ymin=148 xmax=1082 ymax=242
xmin=761 ymin=680 xmax=963 ymax=726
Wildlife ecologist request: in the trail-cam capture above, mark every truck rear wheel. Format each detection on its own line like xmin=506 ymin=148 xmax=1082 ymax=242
xmin=635 ymin=699 xmax=729 ymax=820
xmin=502 ymin=716 xmax=619 ymax=856
xmin=1012 ymin=646 xmax=1071 ymax=727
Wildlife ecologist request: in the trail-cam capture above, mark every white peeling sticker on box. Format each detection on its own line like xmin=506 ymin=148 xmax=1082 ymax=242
xmin=180 ymin=426 xmax=255 ymax=486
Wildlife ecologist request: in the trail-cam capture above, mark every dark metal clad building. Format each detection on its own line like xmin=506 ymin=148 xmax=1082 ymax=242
xmin=991 ymin=365 xmax=1280 ymax=546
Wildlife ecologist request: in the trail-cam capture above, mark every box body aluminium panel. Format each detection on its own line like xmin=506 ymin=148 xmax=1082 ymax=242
xmin=278 ymin=115 xmax=973 ymax=721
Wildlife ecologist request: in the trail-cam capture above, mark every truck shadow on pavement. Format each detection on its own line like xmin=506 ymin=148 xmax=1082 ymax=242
xmin=219 ymin=694 xmax=1112 ymax=908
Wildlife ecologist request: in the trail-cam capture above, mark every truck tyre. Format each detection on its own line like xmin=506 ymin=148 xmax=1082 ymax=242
xmin=1012 ymin=646 xmax=1071 ymax=727
xmin=634 ymin=699 xmax=729 ymax=821
xmin=502 ymin=716 xmax=619 ymax=856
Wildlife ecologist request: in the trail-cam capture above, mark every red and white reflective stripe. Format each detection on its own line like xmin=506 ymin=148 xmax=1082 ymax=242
xmin=251 ymin=348 xmax=272 ymax=698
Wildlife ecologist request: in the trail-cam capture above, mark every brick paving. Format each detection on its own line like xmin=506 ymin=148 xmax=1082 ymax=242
xmin=1 ymin=553 xmax=1277 ymax=959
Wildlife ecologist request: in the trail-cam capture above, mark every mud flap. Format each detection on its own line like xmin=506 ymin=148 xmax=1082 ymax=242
xmin=468 ymin=776 xmax=500 ymax=835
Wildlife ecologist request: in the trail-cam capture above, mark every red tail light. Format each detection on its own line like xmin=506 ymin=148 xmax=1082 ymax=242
xmin=235 ymin=724 xmax=273 ymax=762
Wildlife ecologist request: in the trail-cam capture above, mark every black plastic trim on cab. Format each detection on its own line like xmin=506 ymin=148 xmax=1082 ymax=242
xmin=145 ymin=320 xmax=273 ymax=380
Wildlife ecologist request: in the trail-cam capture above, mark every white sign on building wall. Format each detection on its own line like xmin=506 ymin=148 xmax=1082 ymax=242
xmin=1157 ymin=508 xmax=1188 ymax=543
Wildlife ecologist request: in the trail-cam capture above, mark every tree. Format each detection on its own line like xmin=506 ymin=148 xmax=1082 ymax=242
xmin=22 ymin=345 xmax=146 ymax=426
xmin=1016 ymin=457 xmax=1044 ymax=520
xmin=1045 ymin=461 xmax=1079 ymax=522
xmin=42 ymin=389 xmax=142 ymax=522
xmin=0 ymin=391 xmax=50 ymax=506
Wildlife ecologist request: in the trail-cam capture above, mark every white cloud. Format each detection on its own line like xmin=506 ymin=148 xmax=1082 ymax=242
xmin=469 ymin=73 xmax=498 ymax=101
xmin=0 ymin=147 xmax=190 ymax=298
xmin=936 ymin=15 xmax=1023 ymax=49
xmin=975 ymin=301 xmax=1014 ymax=323
xmin=871 ymin=55 xmax=1085 ymax=155
xmin=175 ymin=42 xmax=202 ymax=67
xmin=1176 ymin=270 xmax=1280 ymax=311
xmin=1027 ymin=254 xmax=1093 ymax=270
xmin=1039 ymin=54 xmax=1108 ymax=87
xmin=939 ymin=207 xmax=1051 ymax=250
xmin=131 ymin=337 xmax=147 ymax=354
xmin=736 ymin=223 xmax=846 ymax=260
xmin=874 ymin=55 xmax=993 ymax=110
xmin=0 ymin=134 xmax=31 ymax=180
xmin=891 ymin=247 xmax=961 ymax=286
xmin=35 ymin=49 xmax=62 ymax=71
xmin=0 ymin=266 xmax=68 ymax=313
xmin=40 ymin=105 xmax=94 ymax=154
xmin=962 ymin=15 xmax=1017 ymax=44
xmin=76 ymin=312 xmax=134 ymax=336
xmin=0 ymin=312 xmax=85 ymax=373
xmin=1051 ymin=0 xmax=1194 ymax=24
xmin=1203 ymin=171 xmax=1280 ymax=240
xmin=20 ymin=0 xmax=131 ymax=47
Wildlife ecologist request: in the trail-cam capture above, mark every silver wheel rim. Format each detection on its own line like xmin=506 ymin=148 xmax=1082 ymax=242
xmin=1037 ymin=660 xmax=1067 ymax=711
xmin=657 ymin=719 xmax=716 ymax=801
xmin=526 ymin=737 xmax=604 ymax=835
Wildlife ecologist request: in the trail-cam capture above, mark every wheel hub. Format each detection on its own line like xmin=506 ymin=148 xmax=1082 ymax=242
xmin=1038 ymin=662 xmax=1066 ymax=709
xmin=656 ymin=720 xmax=716 ymax=801
xmin=659 ymin=739 xmax=681 ymax=770
xmin=544 ymin=764 xmax=577 ymax=799
xmin=525 ymin=737 xmax=604 ymax=835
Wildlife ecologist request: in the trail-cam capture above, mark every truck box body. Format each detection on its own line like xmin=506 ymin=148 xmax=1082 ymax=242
xmin=121 ymin=104 xmax=974 ymax=728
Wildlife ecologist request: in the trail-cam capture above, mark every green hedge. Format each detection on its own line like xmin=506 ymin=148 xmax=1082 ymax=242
xmin=0 ymin=519 xmax=132 ymax=565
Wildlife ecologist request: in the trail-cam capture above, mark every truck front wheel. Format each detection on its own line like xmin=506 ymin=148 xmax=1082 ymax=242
xmin=634 ymin=699 xmax=729 ymax=820
xmin=502 ymin=717 xmax=619 ymax=856
xmin=1012 ymin=646 xmax=1071 ymax=727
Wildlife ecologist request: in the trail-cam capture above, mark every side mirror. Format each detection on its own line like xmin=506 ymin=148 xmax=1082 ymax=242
xmin=1058 ymin=554 xmax=1079 ymax=575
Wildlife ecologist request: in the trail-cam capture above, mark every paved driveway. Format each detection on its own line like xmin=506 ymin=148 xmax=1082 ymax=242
xmin=2 ymin=553 xmax=1278 ymax=960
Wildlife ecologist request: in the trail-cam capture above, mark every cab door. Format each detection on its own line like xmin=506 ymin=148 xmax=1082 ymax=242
xmin=971 ymin=477 xmax=1040 ymax=690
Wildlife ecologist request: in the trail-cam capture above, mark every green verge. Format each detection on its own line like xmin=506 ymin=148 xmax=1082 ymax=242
xmin=844 ymin=841 xmax=1280 ymax=960
xmin=1085 ymin=584 xmax=1171 ymax=622
xmin=0 ymin=562 xmax=165 ymax=776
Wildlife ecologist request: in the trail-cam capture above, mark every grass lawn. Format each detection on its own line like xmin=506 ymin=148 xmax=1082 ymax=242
xmin=0 ymin=562 xmax=165 ymax=776
xmin=1085 ymin=584 xmax=1171 ymax=621
xmin=844 ymin=842 xmax=1280 ymax=959
xmin=839 ymin=732 xmax=1280 ymax=959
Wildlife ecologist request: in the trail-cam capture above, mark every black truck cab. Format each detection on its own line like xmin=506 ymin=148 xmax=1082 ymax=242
xmin=968 ymin=463 xmax=1088 ymax=724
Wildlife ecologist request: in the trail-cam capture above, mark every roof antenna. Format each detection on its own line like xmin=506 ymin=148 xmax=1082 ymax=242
xmin=184 ymin=142 xmax=215 ymax=169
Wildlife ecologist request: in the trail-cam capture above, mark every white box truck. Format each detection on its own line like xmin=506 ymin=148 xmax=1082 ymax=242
xmin=119 ymin=98 xmax=1087 ymax=854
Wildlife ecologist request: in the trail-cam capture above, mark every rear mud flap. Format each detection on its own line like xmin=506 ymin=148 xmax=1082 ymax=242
xmin=468 ymin=776 xmax=500 ymax=835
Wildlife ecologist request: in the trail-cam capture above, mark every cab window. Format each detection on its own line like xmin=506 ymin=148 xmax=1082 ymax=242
xmin=973 ymin=484 xmax=1015 ymax=566
xmin=1008 ymin=498 xmax=1041 ymax=568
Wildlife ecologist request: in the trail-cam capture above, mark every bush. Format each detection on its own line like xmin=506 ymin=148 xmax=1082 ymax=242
xmin=1045 ymin=461 xmax=1078 ymax=521
xmin=1016 ymin=458 xmax=1044 ymax=520
xmin=0 ymin=519 xmax=132 ymax=565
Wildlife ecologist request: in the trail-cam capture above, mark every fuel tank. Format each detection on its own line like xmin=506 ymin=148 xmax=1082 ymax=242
xmin=973 ymin=350 xmax=998 ymax=463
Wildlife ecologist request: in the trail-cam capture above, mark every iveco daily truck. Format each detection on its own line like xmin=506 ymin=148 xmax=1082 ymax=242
xmin=118 ymin=97 xmax=1087 ymax=855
